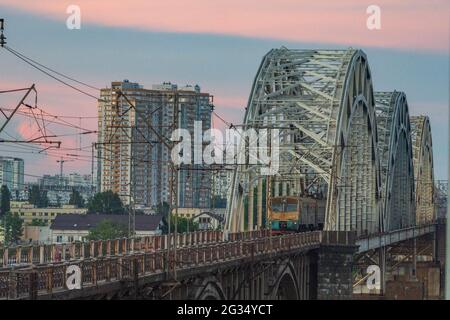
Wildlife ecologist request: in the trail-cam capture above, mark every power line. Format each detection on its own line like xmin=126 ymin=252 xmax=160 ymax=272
xmin=0 ymin=88 xmax=33 ymax=94
xmin=0 ymin=107 xmax=98 ymax=120
xmin=4 ymin=45 xmax=101 ymax=91
xmin=3 ymin=46 xmax=102 ymax=101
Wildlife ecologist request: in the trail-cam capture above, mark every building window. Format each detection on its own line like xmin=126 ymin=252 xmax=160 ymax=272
xmin=56 ymin=235 xmax=63 ymax=243
xmin=68 ymin=236 xmax=74 ymax=243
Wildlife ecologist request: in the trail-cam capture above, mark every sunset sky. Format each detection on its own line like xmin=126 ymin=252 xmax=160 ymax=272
xmin=0 ymin=0 xmax=448 ymax=181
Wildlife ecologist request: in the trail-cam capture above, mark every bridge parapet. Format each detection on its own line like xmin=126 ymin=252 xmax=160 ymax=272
xmin=0 ymin=231 xmax=323 ymax=300
xmin=0 ymin=230 xmax=223 ymax=268
xmin=0 ymin=229 xmax=284 ymax=268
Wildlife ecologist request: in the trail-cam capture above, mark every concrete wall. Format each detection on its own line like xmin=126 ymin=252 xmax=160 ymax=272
xmin=21 ymin=226 xmax=51 ymax=244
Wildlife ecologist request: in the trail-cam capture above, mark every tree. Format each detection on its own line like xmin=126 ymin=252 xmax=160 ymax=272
xmin=2 ymin=212 xmax=23 ymax=244
xmin=0 ymin=185 xmax=11 ymax=216
xmin=30 ymin=219 xmax=47 ymax=226
xmin=162 ymin=214 xmax=199 ymax=234
xmin=87 ymin=191 xmax=125 ymax=214
xmin=69 ymin=189 xmax=85 ymax=208
xmin=157 ymin=202 xmax=200 ymax=233
xmin=28 ymin=185 xmax=49 ymax=208
xmin=56 ymin=194 xmax=61 ymax=208
xmin=156 ymin=201 xmax=170 ymax=216
xmin=86 ymin=220 xmax=128 ymax=240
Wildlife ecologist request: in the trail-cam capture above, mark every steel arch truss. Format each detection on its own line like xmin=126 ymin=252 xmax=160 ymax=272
xmin=226 ymin=48 xmax=381 ymax=235
xmin=375 ymin=92 xmax=415 ymax=231
xmin=410 ymin=116 xmax=435 ymax=224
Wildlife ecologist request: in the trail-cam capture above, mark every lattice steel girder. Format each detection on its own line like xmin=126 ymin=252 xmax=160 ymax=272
xmin=226 ymin=48 xmax=382 ymax=235
xmin=410 ymin=116 xmax=435 ymax=224
xmin=375 ymin=91 xmax=415 ymax=232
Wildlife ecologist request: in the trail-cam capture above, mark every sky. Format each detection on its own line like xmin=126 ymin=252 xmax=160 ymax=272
xmin=0 ymin=0 xmax=448 ymax=181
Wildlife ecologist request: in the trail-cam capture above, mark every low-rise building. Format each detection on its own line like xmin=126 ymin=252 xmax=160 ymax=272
xmin=10 ymin=202 xmax=87 ymax=225
xmin=50 ymin=214 xmax=164 ymax=243
xmin=21 ymin=225 xmax=51 ymax=244
xmin=174 ymin=207 xmax=225 ymax=230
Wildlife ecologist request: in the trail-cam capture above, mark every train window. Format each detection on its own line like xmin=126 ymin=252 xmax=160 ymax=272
xmin=272 ymin=204 xmax=283 ymax=212
xmin=286 ymin=204 xmax=297 ymax=211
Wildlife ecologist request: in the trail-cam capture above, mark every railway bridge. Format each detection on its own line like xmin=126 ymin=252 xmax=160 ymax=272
xmin=0 ymin=47 xmax=446 ymax=300
xmin=0 ymin=221 xmax=444 ymax=300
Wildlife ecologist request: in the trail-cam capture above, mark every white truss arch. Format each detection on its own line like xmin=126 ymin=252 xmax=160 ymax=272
xmin=226 ymin=48 xmax=381 ymax=235
xmin=410 ymin=116 xmax=435 ymax=224
xmin=375 ymin=91 xmax=415 ymax=232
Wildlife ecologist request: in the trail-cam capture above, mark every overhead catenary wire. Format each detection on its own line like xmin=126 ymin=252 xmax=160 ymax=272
xmin=3 ymin=45 xmax=102 ymax=101
xmin=4 ymin=45 xmax=101 ymax=91
xmin=1 ymin=39 xmax=248 ymax=198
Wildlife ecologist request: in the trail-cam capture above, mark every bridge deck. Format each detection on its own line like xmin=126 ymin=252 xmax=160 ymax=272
xmin=356 ymin=224 xmax=435 ymax=253
xmin=0 ymin=224 xmax=437 ymax=300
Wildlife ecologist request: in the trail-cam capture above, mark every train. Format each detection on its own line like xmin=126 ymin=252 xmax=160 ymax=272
xmin=269 ymin=195 xmax=326 ymax=234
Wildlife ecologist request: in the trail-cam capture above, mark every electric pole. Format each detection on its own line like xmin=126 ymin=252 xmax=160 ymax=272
xmin=0 ymin=18 xmax=6 ymax=47
xmin=446 ymin=90 xmax=450 ymax=300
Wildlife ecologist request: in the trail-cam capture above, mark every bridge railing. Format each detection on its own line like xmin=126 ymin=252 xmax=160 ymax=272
xmin=227 ymin=229 xmax=271 ymax=241
xmin=0 ymin=229 xmax=277 ymax=268
xmin=0 ymin=230 xmax=323 ymax=299
xmin=0 ymin=230 xmax=223 ymax=268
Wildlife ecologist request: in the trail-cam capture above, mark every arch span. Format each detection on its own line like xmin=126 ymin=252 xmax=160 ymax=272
xmin=411 ymin=116 xmax=434 ymax=224
xmin=191 ymin=277 xmax=226 ymax=300
xmin=375 ymin=91 xmax=415 ymax=231
xmin=270 ymin=262 xmax=300 ymax=300
xmin=226 ymin=48 xmax=381 ymax=235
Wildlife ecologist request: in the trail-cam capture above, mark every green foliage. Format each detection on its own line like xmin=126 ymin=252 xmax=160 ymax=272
xmin=30 ymin=219 xmax=48 ymax=227
xmin=69 ymin=189 xmax=85 ymax=208
xmin=162 ymin=214 xmax=199 ymax=234
xmin=86 ymin=219 xmax=128 ymax=240
xmin=0 ymin=185 xmax=11 ymax=216
xmin=2 ymin=212 xmax=23 ymax=244
xmin=28 ymin=185 xmax=49 ymax=208
xmin=87 ymin=191 xmax=125 ymax=214
xmin=156 ymin=201 xmax=170 ymax=216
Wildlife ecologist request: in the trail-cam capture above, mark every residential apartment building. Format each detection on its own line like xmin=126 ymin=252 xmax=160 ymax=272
xmin=97 ymin=80 xmax=212 ymax=209
xmin=37 ymin=173 xmax=93 ymax=205
xmin=212 ymin=168 xmax=233 ymax=201
xmin=0 ymin=156 xmax=24 ymax=191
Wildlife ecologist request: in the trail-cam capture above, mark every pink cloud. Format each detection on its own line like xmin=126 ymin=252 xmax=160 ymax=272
xmin=16 ymin=120 xmax=40 ymax=140
xmin=1 ymin=0 xmax=448 ymax=52
xmin=0 ymin=79 xmax=97 ymax=175
xmin=214 ymin=95 xmax=248 ymax=109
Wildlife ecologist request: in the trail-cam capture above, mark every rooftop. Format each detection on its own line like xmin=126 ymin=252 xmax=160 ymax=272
xmin=50 ymin=214 xmax=163 ymax=231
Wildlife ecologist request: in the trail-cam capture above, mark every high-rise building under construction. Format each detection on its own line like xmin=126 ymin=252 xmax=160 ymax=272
xmin=97 ymin=80 xmax=212 ymax=209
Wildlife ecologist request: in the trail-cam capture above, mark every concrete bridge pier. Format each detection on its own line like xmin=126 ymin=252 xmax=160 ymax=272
xmin=315 ymin=244 xmax=358 ymax=300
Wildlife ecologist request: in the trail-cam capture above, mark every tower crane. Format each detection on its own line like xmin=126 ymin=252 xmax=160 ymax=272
xmin=56 ymin=157 xmax=74 ymax=185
